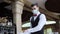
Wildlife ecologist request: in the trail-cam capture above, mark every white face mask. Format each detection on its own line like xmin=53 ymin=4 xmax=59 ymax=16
xmin=32 ymin=9 xmax=39 ymax=14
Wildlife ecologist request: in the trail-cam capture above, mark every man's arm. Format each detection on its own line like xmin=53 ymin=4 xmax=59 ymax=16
xmin=30 ymin=17 xmax=32 ymax=28
xmin=25 ymin=14 xmax=46 ymax=33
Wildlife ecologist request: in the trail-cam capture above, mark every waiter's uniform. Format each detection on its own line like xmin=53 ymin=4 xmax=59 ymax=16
xmin=25 ymin=12 xmax=46 ymax=34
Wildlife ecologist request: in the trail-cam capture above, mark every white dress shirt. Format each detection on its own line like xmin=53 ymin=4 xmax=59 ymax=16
xmin=24 ymin=12 xmax=46 ymax=33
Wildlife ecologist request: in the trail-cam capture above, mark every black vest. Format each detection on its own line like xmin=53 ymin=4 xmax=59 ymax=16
xmin=31 ymin=14 xmax=44 ymax=34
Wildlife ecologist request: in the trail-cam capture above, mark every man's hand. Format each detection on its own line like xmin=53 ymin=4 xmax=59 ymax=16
xmin=24 ymin=29 xmax=31 ymax=34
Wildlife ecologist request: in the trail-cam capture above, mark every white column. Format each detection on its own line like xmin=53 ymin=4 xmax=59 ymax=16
xmin=12 ymin=1 xmax=24 ymax=34
xmin=59 ymin=20 xmax=60 ymax=34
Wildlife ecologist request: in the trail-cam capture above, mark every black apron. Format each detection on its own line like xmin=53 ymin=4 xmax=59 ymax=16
xmin=31 ymin=14 xmax=44 ymax=34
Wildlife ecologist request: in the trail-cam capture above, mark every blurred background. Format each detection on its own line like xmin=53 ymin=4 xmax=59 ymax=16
xmin=0 ymin=0 xmax=60 ymax=34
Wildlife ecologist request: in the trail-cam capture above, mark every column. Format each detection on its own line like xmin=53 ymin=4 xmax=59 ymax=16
xmin=54 ymin=20 xmax=60 ymax=34
xmin=12 ymin=0 xmax=24 ymax=34
xmin=59 ymin=21 xmax=60 ymax=34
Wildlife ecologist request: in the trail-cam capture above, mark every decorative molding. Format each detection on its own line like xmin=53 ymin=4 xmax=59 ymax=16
xmin=24 ymin=0 xmax=59 ymax=20
xmin=16 ymin=1 xmax=24 ymax=6
xmin=12 ymin=1 xmax=24 ymax=15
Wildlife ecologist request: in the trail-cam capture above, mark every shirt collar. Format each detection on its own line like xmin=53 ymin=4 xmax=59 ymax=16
xmin=33 ymin=12 xmax=40 ymax=17
xmin=36 ymin=12 xmax=40 ymax=16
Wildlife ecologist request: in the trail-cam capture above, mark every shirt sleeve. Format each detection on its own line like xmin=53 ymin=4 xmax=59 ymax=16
xmin=30 ymin=17 xmax=32 ymax=28
xmin=27 ymin=14 xmax=46 ymax=33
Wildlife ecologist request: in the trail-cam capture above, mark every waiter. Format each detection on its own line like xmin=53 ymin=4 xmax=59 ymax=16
xmin=24 ymin=3 xmax=46 ymax=34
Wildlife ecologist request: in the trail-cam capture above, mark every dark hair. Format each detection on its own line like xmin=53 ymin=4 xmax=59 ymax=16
xmin=31 ymin=3 xmax=38 ymax=7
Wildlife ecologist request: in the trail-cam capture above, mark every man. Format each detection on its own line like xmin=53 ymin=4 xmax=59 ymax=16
xmin=24 ymin=3 xmax=46 ymax=34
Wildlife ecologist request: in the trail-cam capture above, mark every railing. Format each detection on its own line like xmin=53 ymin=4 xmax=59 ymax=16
xmin=0 ymin=23 xmax=16 ymax=34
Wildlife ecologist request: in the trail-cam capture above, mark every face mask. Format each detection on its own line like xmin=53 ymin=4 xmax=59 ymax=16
xmin=32 ymin=9 xmax=39 ymax=14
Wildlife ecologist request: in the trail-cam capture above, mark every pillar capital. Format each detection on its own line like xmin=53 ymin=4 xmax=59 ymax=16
xmin=16 ymin=1 xmax=24 ymax=6
xmin=19 ymin=0 xmax=24 ymax=3
xmin=12 ymin=1 xmax=24 ymax=14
